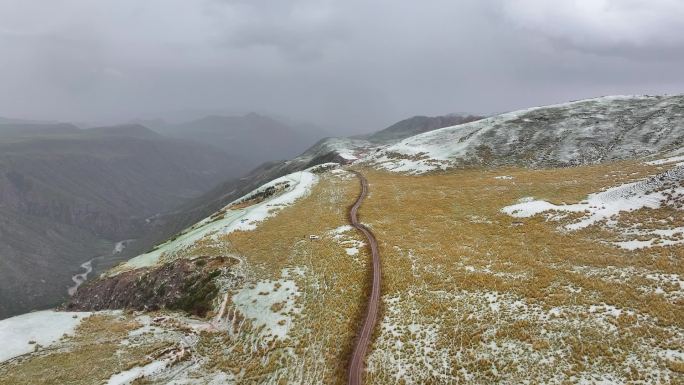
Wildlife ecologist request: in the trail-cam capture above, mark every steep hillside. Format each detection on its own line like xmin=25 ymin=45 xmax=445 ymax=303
xmin=2 ymin=96 xmax=682 ymax=384
xmin=0 ymin=124 xmax=246 ymax=318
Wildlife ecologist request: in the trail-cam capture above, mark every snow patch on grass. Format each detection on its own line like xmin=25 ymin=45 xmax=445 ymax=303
xmin=105 ymin=359 xmax=170 ymax=385
xmin=642 ymin=273 xmax=684 ymax=303
xmin=645 ymin=154 xmax=684 ymax=166
xmin=329 ymin=167 xmax=356 ymax=180
xmin=613 ymin=226 xmax=684 ymax=250
xmin=328 ymin=225 xmax=365 ymax=262
xmin=231 ymin=275 xmax=301 ymax=342
xmin=329 ymin=225 xmax=353 ymax=235
xmin=368 ymin=288 xmax=681 ymax=384
xmin=345 ymin=247 xmax=359 ymax=256
xmin=368 ymin=293 xmax=450 ymax=383
xmin=457 ymin=262 xmax=529 ymax=280
xmin=105 ymin=341 xmax=190 ymax=385
xmin=0 ymin=310 xmax=92 ymax=362
xmin=502 ymin=165 xmax=684 ymax=233
xmin=123 ymin=314 xmax=167 ymax=342
xmin=569 ymin=266 xmax=684 ymax=303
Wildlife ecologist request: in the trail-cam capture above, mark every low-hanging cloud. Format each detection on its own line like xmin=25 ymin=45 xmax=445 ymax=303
xmin=500 ymin=0 xmax=684 ymax=58
xmin=0 ymin=0 xmax=682 ymax=131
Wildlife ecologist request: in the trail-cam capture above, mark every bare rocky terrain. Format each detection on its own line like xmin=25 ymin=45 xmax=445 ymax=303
xmin=66 ymin=256 xmax=240 ymax=317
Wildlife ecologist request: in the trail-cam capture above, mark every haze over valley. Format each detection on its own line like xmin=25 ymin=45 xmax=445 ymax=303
xmin=0 ymin=111 xmax=479 ymax=318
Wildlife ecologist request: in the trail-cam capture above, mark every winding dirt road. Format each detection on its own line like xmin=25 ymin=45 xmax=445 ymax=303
xmin=347 ymin=171 xmax=381 ymax=385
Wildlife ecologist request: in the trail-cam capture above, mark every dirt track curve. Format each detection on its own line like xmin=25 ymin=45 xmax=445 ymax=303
xmin=347 ymin=171 xmax=381 ymax=385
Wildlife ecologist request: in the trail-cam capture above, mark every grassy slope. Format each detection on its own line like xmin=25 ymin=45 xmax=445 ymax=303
xmin=191 ymin=171 xmax=366 ymax=383
xmin=360 ymin=162 xmax=682 ymax=383
xmin=2 ymin=163 xmax=682 ymax=384
xmin=1 ymin=171 xmax=367 ymax=384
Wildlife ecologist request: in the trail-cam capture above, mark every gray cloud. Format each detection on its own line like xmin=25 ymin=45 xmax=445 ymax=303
xmin=0 ymin=0 xmax=682 ymax=132
xmin=498 ymin=0 xmax=684 ymax=61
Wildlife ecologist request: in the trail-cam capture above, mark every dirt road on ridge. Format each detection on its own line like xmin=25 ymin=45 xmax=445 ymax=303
xmin=347 ymin=171 xmax=381 ymax=385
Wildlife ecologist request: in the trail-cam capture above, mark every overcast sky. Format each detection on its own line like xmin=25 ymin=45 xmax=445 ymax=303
xmin=1 ymin=0 xmax=683 ymax=133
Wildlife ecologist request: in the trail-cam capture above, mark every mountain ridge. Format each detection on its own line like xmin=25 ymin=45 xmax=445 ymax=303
xmin=155 ymin=113 xmax=326 ymax=171
xmin=369 ymin=94 xmax=684 ymax=172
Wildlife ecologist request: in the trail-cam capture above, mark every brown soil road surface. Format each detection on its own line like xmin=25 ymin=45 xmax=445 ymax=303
xmin=347 ymin=171 xmax=381 ymax=385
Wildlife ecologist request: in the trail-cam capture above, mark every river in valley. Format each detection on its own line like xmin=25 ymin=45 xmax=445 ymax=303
xmin=68 ymin=240 xmax=135 ymax=296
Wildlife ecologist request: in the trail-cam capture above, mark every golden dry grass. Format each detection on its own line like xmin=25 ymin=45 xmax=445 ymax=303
xmin=0 ymin=313 xmax=176 ymax=385
xmin=177 ymin=172 xmax=369 ymax=384
xmin=355 ymin=161 xmax=683 ymax=384
xmin=3 ymin=162 xmax=681 ymax=384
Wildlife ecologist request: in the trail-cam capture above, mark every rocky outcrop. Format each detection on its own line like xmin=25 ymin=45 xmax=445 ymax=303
xmin=66 ymin=256 xmax=239 ymax=317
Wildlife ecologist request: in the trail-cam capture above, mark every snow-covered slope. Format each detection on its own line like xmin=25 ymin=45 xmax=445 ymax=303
xmin=0 ymin=310 xmax=91 ymax=362
xmin=363 ymin=114 xmax=483 ymax=144
xmin=282 ymin=114 xmax=477 ymax=169
xmin=503 ymin=164 xmax=684 ymax=232
xmin=114 ymin=168 xmax=322 ymax=273
xmin=289 ymin=137 xmax=374 ymax=165
xmin=367 ymin=95 xmax=684 ymax=173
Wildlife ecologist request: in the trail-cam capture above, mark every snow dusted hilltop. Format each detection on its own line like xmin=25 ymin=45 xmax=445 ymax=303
xmin=502 ymin=162 xmax=684 ymax=249
xmin=369 ymin=95 xmax=684 ymax=172
xmin=118 ymin=170 xmax=320 ymax=273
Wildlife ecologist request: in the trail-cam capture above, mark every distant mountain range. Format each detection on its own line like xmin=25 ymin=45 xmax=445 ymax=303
xmin=152 ymin=113 xmax=328 ymax=169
